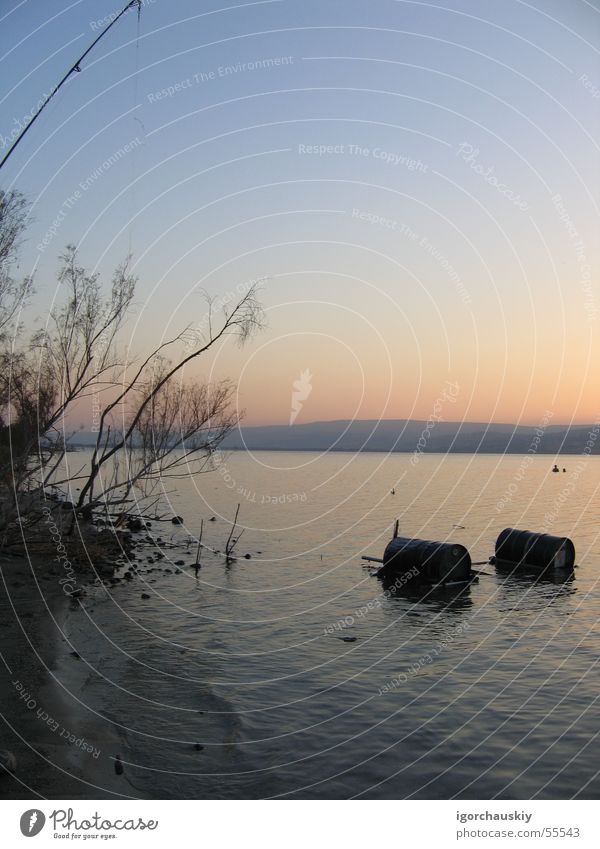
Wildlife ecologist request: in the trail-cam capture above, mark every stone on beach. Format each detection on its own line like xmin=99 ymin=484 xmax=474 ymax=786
xmin=0 ymin=750 xmax=17 ymax=774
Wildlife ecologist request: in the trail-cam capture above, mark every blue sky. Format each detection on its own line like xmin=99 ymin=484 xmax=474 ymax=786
xmin=1 ymin=0 xmax=599 ymax=425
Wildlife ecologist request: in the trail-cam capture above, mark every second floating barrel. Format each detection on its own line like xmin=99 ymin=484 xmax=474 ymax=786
xmin=495 ymin=528 xmax=575 ymax=570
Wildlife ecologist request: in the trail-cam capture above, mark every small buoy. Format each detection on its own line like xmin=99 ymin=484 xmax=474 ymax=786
xmin=114 ymin=755 xmax=124 ymax=775
xmin=193 ymin=743 xmax=204 ymax=751
xmin=141 ymin=593 xmax=151 ymax=599
xmin=209 ymin=516 xmax=216 ymax=522
xmin=244 ymin=553 xmax=251 ymax=559
xmin=172 ymin=516 xmax=184 ymax=525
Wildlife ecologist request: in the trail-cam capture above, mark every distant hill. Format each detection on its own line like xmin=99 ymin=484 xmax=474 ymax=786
xmin=68 ymin=419 xmax=600 ymax=455
xmin=220 ymin=419 xmax=600 ymax=455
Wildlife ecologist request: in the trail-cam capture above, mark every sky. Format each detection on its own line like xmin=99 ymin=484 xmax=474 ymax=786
xmin=0 ymin=0 xmax=599 ymax=427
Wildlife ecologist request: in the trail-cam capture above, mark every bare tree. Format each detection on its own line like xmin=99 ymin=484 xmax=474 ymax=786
xmin=0 ymin=215 xmax=263 ymax=551
xmin=0 ymin=189 xmax=40 ymax=537
xmin=79 ymin=377 xmax=239 ymax=519
xmin=0 ymin=164 xmax=266 ymax=559
xmin=0 ymin=189 xmax=33 ymax=337
xmin=0 ymin=245 xmax=137 ymax=533
xmin=31 ymin=245 xmax=136 ymax=429
xmin=70 ymin=278 xmax=262 ymax=523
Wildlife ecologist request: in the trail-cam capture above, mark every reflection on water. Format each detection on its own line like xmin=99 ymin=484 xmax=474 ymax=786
xmin=62 ymin=452 xmax=600 ymax=799
xmin=378 ymin=573 xmax=476 ymax=617
xmin=494 ymin=559 xmax=577 ymax=588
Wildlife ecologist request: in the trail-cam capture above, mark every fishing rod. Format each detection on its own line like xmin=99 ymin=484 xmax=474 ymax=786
xmin=0 ymin=0 xmax=141 ymax=171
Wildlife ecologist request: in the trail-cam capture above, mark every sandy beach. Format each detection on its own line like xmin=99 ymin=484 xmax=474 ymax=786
xmin=0 ymin=552 xmax=137 ymax=799
xmin=0 ymin=525 xmax=249 ymax=801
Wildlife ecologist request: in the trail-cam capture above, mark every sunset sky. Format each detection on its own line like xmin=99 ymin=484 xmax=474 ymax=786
xmin=1 ymin=0 xmax=598 ymax=427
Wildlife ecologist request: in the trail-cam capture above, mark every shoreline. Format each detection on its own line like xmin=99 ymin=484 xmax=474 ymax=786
xmin=0 ymin=552 xmax=139 ymax=799
xmin=0 ymin=532 xmax=246 ymax=800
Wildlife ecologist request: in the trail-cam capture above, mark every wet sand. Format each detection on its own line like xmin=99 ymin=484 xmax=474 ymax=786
xmin=0 ymin=553 xmax=132 ymax=798
xmin=0 ymin=539 xmax=247 ymax=800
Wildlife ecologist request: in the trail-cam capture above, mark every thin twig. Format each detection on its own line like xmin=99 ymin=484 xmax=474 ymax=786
xmin=225 ymin=503 xmax=240 ymax=563
xmin=195 ymin=519 xmax=203 ymax=567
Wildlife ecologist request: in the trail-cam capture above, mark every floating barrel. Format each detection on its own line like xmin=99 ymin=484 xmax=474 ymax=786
xmin=381 ymin=536 xmax=472 ymax=585
xmin=495 ymin=528 xmax=575 ymax=570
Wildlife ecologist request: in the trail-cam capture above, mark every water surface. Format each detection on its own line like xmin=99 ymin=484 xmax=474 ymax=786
xmin=63 ymin=451 xmax=600 ymax=798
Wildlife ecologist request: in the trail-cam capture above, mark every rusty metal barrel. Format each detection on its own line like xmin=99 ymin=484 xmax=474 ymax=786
xmin=495 ymin=528 xmax=575 ymax=570
xmin=381 ymin=536 xmax=472 ymax=585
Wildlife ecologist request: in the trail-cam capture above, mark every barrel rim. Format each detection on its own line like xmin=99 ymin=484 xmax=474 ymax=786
xmin=385 ymin=537 xmax=470 ymax=555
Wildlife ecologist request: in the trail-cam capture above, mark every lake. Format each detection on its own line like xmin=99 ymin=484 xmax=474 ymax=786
xmin=61 ymin=450 xmax=600 ymax=799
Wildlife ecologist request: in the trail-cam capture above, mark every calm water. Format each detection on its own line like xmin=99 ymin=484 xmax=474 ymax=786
xmin=63 ymin=451 xmax=600 ymax=799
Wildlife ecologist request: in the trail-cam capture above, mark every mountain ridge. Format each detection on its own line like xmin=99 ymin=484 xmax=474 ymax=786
xmin=219 ymin=418 xmax=599 ymax=454
xmin=67 ymin=419 xmax=599 ymax=454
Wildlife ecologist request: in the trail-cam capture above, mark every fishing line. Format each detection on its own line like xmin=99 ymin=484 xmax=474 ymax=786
xmin=0 ymin=0 xmax=141 ymax=171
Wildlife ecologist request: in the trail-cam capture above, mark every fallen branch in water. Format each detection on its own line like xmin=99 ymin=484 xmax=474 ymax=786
xmin=225 ymin=503 xmax=242 ymax=565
